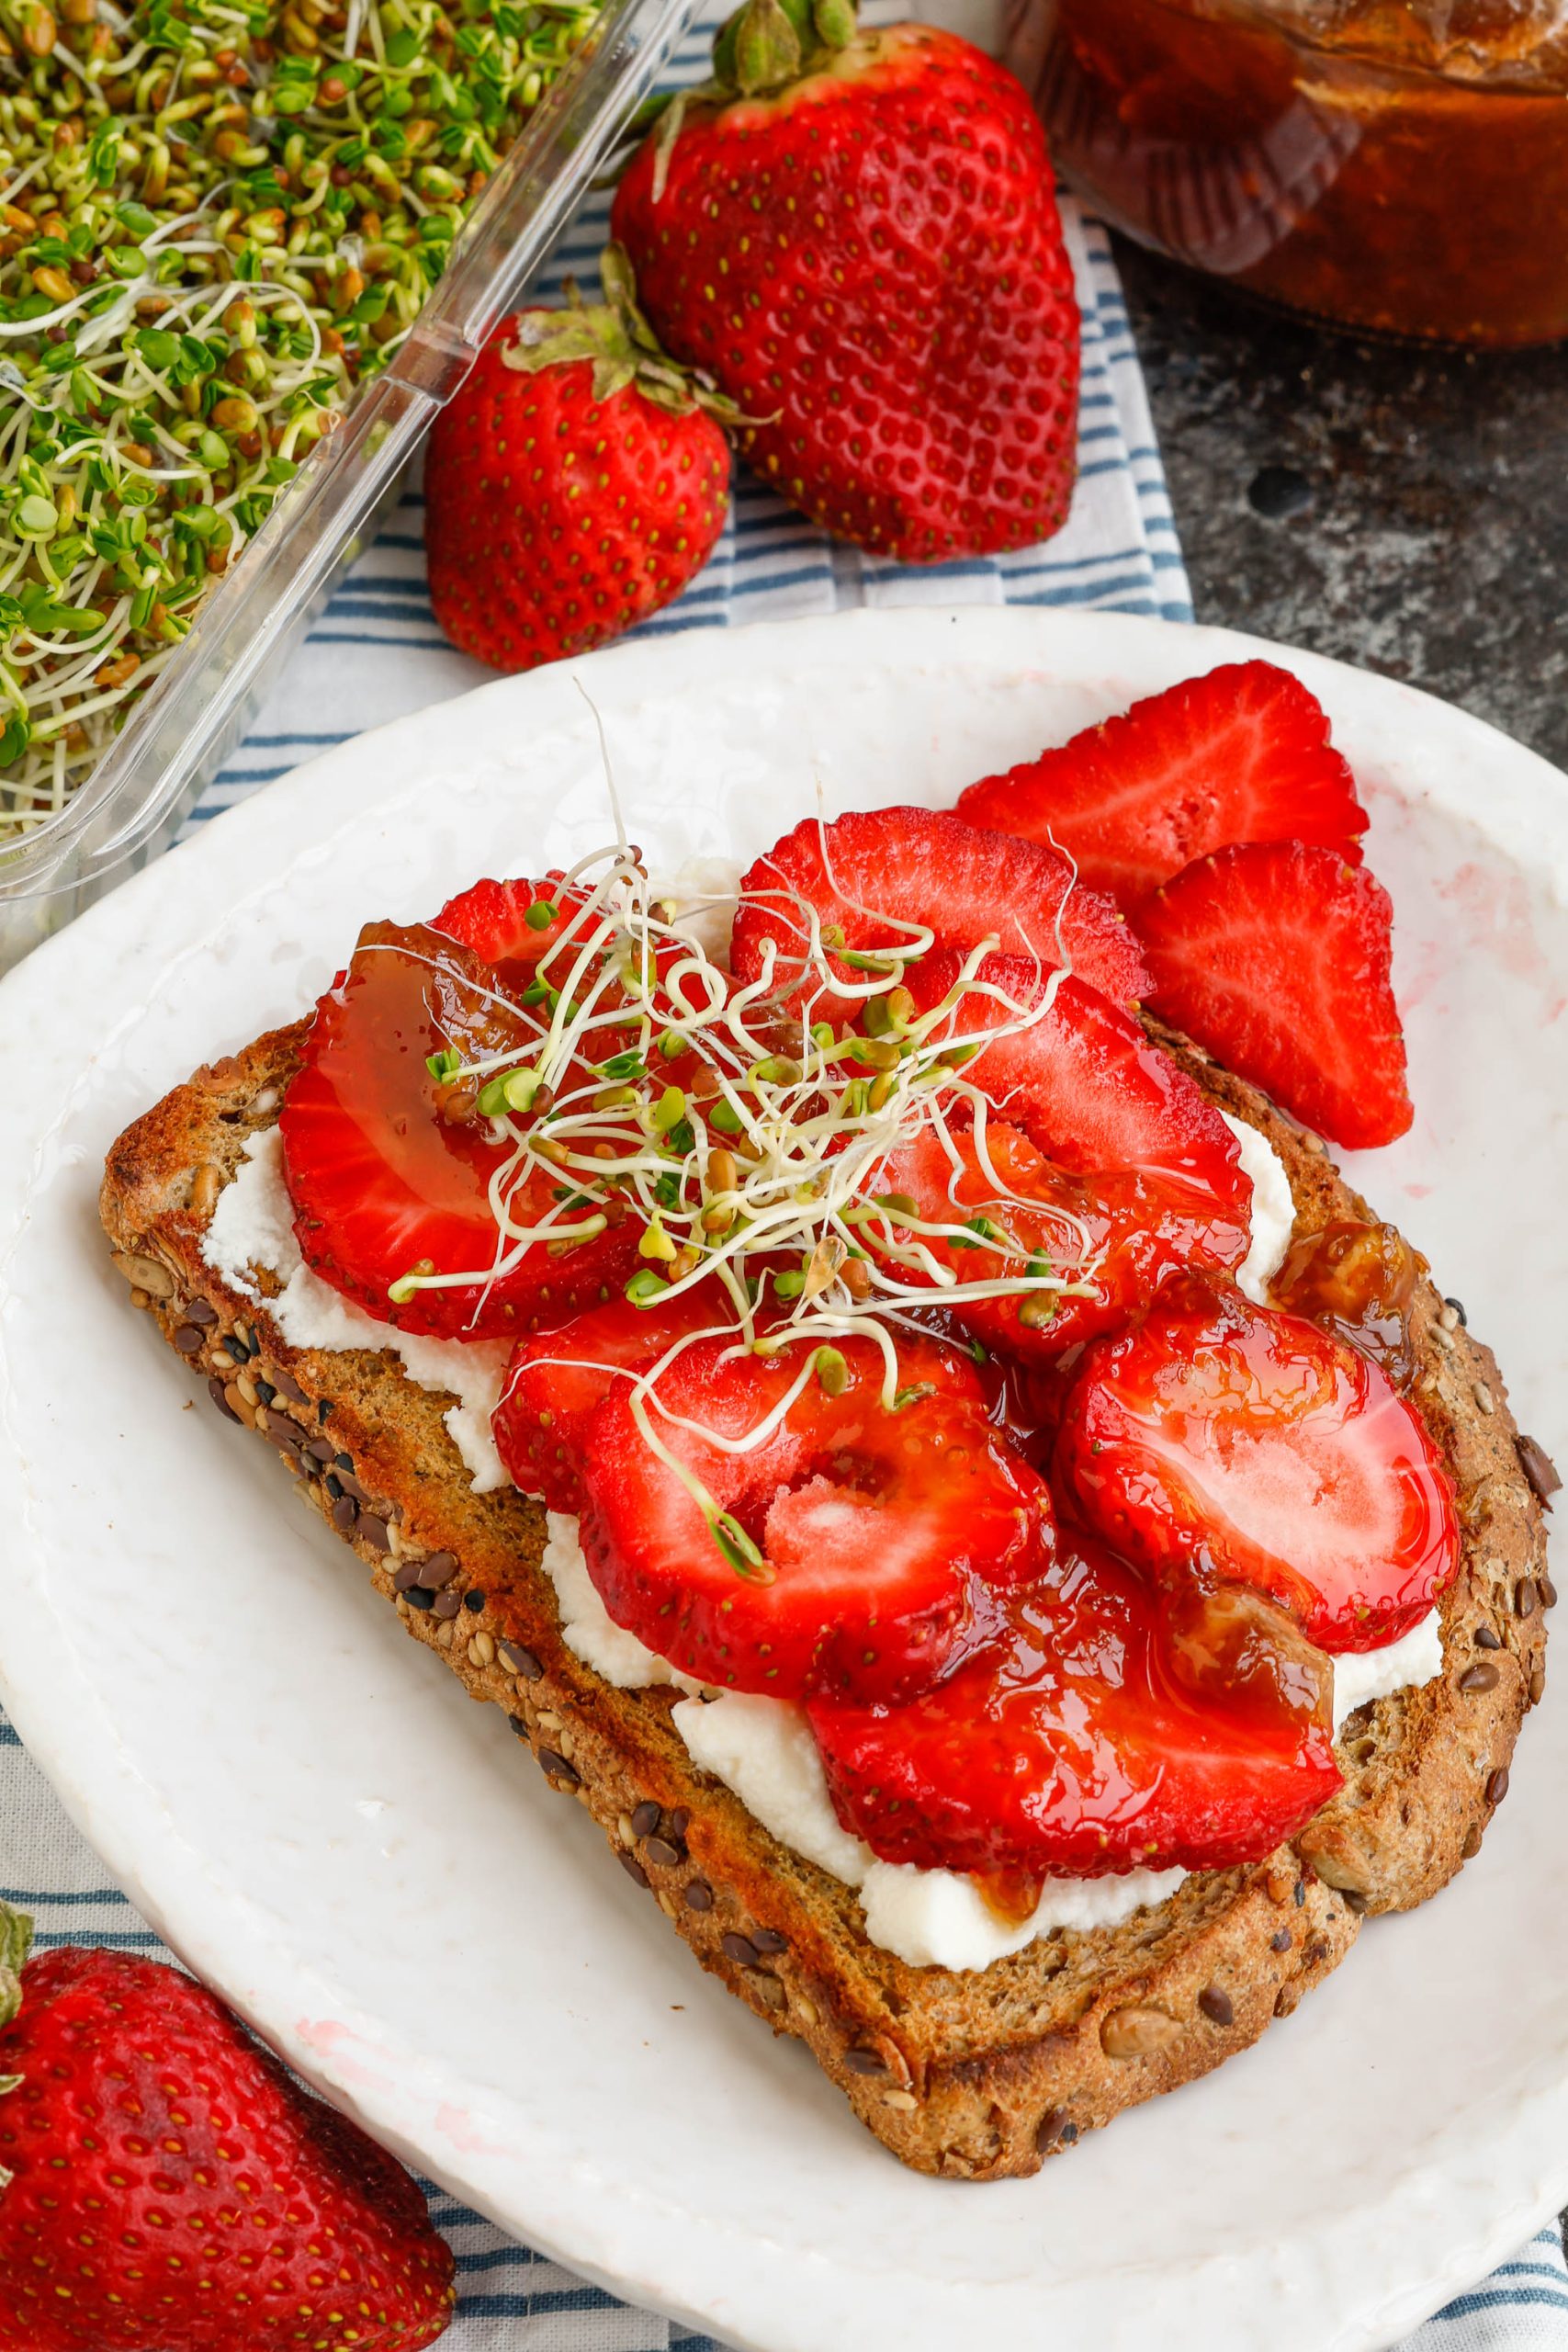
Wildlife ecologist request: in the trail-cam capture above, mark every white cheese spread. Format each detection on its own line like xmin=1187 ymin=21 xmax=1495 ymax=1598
xmin=1221 ymin=1109 xmax=1297 ymax=1306
xmin=655 ymin=852 xmax=743 ymax=967
xmin=200 ymin=1126 xmax=512 ymax=1492
xmin=541 ymin=1511 xmax=1189 ymax=1970
xmin=1330 ymin=1609 xmax=1444 ymax=1733
xmin=541 ymin=1511 xmax=705 ymax=1695
xmin=538 ymin=1513 xmax=1446 ymax=1972
xmin=671 ymin=1685 xmax=1188 ymax=1971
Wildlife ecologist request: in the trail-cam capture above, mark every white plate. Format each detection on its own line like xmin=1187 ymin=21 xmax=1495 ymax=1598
xmin=1 ymin=608 xmax=1564 ymax=2352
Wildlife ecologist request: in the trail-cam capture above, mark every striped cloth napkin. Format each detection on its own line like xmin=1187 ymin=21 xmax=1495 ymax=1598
xmin=4 ymin=0 xmax=1564 ymax=2344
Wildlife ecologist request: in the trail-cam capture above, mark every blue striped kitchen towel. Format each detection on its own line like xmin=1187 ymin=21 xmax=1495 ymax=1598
xmin=6 ymin=0 xmax=1562 ymax=2346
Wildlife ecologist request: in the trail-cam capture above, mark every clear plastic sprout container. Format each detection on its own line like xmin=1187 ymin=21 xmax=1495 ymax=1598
xmin=0 ymin=0 xmax=694 ymax=974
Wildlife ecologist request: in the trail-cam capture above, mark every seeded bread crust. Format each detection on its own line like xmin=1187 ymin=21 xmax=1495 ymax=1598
xmin=99 ymin=1023 xmax=1551 ymax=2180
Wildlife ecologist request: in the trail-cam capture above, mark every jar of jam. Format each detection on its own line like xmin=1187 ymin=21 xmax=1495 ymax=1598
xmin=1005 ymin=0 xmax=1568 ymax=345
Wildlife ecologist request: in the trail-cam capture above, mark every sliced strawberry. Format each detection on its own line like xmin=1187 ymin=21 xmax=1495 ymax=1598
xmin=907 ymin=948 xmax=1247 ymax=1212
xmin=434 ymin=872 xmax=600 ymax=989
xmin=808 ymin=1537 xmax=1342 ymax=1876
xmin=502 ymin=1283 xmax=992 ymax=1515
xmin=494 ymin=1278 xmax=742 ymax=1511
xmin=577 ymin=1330 xmax=1052 ymax=1701
xmin=434 ymin=870 xmax=728 ymax=1094
xmin=279 ymin=920 xmax=642 ymax=1340
xmin=956 ymin=662 xmax=1367 ymax=899
xmin=1055 ymin=1274 xmax=1460 ymax=1651
xmin=729 ymin=806 xmax=1148 ymax=1019
xmin=1133 ymin=841 xmax=1412 ymax=1149
xmin=870 ymin=1120 xmax=1246 ymax=1361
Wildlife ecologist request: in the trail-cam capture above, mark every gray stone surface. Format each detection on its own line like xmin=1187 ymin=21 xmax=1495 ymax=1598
xmin=1117 ymin=239 xmax=1568 ymax=775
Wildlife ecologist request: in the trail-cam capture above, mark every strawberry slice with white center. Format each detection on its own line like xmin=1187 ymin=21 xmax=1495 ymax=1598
xmin=808 ymin=1538 xmax=1343 ymax=1877
xmin=577 ymin=1330 xmax=1052 ymax=1701
xmin=1055 ymin=1274 xmax=1460 ymax=1650
xmin=907 ymin=948 xmax=1247 ymax=1213
xmin=279 ymin=920 xmax=643 ymax=1339
xmin=1134 ymin=840 xmax=1412 ymax=1149
xmin=729 ymin=806 xmax=1148 ymax=1020
xmin=869 ymin=1121 xmax=1247 ymax=1361
xmin=956 ymin=661 xmax=1367 ymax=899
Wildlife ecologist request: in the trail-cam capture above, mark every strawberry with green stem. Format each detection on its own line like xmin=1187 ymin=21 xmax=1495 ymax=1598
xmin=611 ymin=0 xmax=1080 ymax=562
xmin=425 ymin=244 xmax=740 ymax=673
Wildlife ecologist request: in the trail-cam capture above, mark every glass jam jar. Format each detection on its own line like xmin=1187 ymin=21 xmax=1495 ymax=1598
xmin=1005 ymin=0 xmax=1568 ymax=345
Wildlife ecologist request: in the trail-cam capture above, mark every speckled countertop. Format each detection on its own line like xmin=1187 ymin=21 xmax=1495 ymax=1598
xmin=1116 ymin=241 xmax=1568 ymax=775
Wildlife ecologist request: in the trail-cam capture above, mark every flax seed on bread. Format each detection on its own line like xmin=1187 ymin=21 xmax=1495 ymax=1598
xmin=99 ymin=1018 xmax=1550 ymax=2179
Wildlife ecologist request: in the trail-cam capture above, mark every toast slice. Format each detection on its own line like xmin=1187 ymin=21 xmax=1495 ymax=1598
xmin=99 ymin=1021 xmax=1551 ymax=2180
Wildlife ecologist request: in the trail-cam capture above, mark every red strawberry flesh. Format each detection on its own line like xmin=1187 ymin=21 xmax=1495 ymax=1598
xmin=1055 ymin=1275 xmax=1460 ymax=1650
xmin=1134 ymin=840 xmax=1413 ymax=1149
xmin=494 ymin=1279 xmax=745 ymax=1512
xmin=808 ymin=1536 xmax=1342 ymax=1877
xmin=907 ymin=948 xmax=1246 ymax=1206
xmin=869 ymin=1119 xmax=1247 ymax=1363
xmin=729 ymin=805 xmax=1147 ymax=1018
xmin=434 ymin=872 xmax=604 ymax=997
xmin=577 ymin=1330 xmax=1053 ymax=1701
xmin=279 ymin=919 xmax=641 ymax=1339
xmin=957 ymin=660 xmax=1368 ymax=899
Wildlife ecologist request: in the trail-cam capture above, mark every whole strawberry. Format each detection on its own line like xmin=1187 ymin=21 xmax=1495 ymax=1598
xmin=0 ymin=1904 xmax=455 ymax=2351
xmin=611 ymin=0 xmax=1080 ymax=562
xmin=426 ymin=244 xmax=734 ymax=672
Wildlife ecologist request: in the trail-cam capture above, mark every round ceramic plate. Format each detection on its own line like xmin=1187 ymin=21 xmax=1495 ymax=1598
xmin=1 ymin=608 xmax=1564 ymax=2352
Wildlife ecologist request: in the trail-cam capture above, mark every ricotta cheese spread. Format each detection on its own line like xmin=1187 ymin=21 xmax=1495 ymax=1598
xmin=657 ymin=852 xmax=743 ymax=967
xmin=1331 ymin=1609 xmax=1444 ymax=1733
xmin=201 ymin=1126 xmax=512 ymax=1492
xmin=536 ymin=1510 xmax=1446 ymax=1972
xmin=1220 ymin=1109 xmax=1297 ymax=1306
xmin=540 ymin=1512 xmax=705 ymax=1695
xmin=672 ymin=1688 xmax=1188 ymax=1972
xmin=535 ymin=1511 xmax=1184 ymax=1970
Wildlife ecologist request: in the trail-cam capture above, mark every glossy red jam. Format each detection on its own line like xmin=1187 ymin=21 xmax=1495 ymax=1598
xmin=1009 ymin=0 xmax=1568 ymax=345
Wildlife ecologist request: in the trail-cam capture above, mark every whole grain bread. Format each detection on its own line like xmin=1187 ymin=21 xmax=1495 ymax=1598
xmin=99 ymin=1021 xmax=1552 ymax=2179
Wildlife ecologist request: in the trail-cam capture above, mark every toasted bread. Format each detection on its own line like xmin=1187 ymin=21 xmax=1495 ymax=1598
xmin=98 ymin=1021 xmax=1550 ymax=2179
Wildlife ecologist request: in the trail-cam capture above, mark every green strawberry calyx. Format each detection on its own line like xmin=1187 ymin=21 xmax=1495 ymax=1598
xmin=618 ymin=0 xmax=860 ymax=198
xmin=0 ymin=1901 xmax=33 ymax=2189
xmin=502 ymin=243 xmax=756 ymax=427
xmin=0 ymin=1900 xmax=29 ymax=2036
xmin=712 ymin=0 xmax=857 ymax=98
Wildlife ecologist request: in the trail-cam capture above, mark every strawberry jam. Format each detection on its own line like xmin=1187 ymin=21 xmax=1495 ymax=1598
xmin=808 ymin=1536 xmax=1342 ymax=1878
xmin=973 ymin=1867 xmax=1052 ymax=1928
xmin=1269 ymin=1217 xmax=1423 ymax=1388
xmin=1017 ymin=0 xmax=1568 ymax=347
xmin=279 ymin=921 xmax=643 ymax=1339
xmin=1163 ymin=1577 xmax=1333 ymax=1740
xmin=1055 ymin=1273 xmax=1460 ymax=1650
